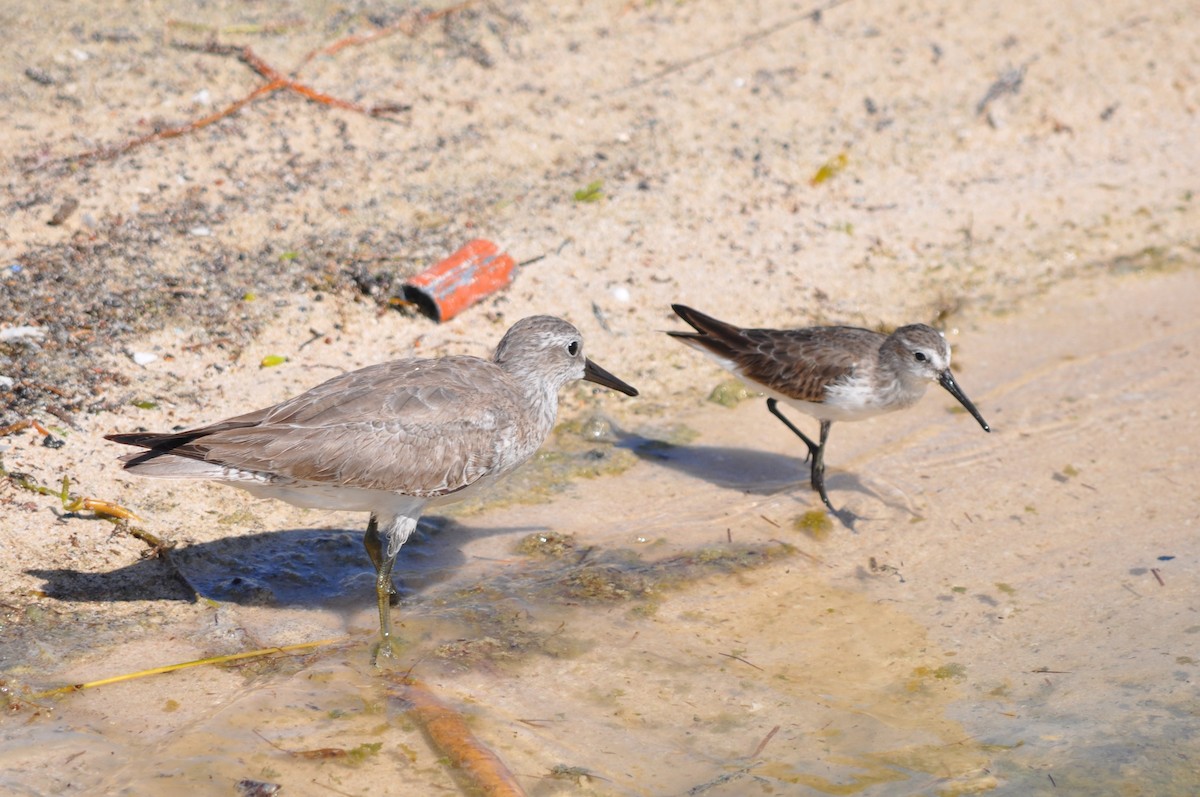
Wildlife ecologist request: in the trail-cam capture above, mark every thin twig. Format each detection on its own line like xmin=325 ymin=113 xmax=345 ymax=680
xmin=0 ymin=418 xmax=51 ymax=438
xmin=747 ymin=725 xmax=780 ymax=758
xmin=64 ymin=80 xmax=286 ymax=169
xmin=296 ymin=1 xmax=478 ymax=69
xmin=32 ymin=2 xmax=480 ymax=172
xmin=718 ymin=652 xmax=763 ymax=671
xmin=617 ymin=0 xmax=853 ymax=93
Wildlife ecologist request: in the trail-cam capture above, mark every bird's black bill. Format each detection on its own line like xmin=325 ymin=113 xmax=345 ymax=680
xmin=938 ymin=370 xmax=990 ymax=432
xmin=584 ymin=358 xmax=639 ymax=396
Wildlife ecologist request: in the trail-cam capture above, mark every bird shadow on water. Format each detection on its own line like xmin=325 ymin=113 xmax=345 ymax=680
xmin=26 ymin=516 xmax=541 ymax=609
xmin=615 ymin=430 xmax=873 ymax=530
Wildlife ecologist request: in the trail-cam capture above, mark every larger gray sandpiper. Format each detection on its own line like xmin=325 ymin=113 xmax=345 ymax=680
xmin=107 ymin=315 xmax=638 ymax=664
xmin=667 ymin=304 xmax=989 ymax=511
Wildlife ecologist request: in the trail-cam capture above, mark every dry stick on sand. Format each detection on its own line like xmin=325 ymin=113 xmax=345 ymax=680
xmin=617 ymin=0 xmax=853 ymax=93
xmin=0 ymin=418 xmax=52 ymax=438
xmin=387 ymin=675 xmax=528 ymax=797
xmin=0 ymin=457 xmax=200 ymax=598
xmin=38 ymin=1 xmax=477 ymax=171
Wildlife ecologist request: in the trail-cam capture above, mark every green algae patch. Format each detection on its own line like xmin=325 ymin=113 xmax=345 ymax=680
xmin=345 ymin=742 xmax=384 ymax=766
xmin=908 ymin=662 xmax=968 ymax=692
xmin=1103 ymin=245 xmax=1184 ymax=276
xmin=793 ymin=510 xmax=833 ymax=540
xmin=756 ymin=742 xmax=998 ymax=795
xmin=216 ymin=507 xmax=263 ymax=528
xmin=515 ymin=531 xmax=578 ymax=558
xmin=430 ymin=599 xmax=595 ymax=673
xmin=421 ymin=540 xmax=797 ymax=673
xmin=546 ymin=541 xmax=796 ymax=611
xmin=558 ymin=565 xmax=649 ymax=602
xmin=555 ymin=413 xmax=619 ymax=443
xmin=931 ymin=663 xmax=967 ymax=680
xmin=573 ymin=180 xmax=604 ymax=203
xmin=810 ymin=151 xmax=849 ymax=185
xmin=707 ymin=378 xmax=758 ymax=408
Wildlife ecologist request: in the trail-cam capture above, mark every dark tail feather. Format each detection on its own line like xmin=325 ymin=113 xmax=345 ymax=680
xmin=106 ymin=429 xmax=235 ymax=476
xmin=105 ymin=416 xmax=260 ymax=453
xmin=104 ymin=430 xmax=215 ymax=452
xmin=669 ymin=304 xmax=743 ymax=336
xmin=667 ymin=304 xmax=747 ymax=360
xmin=106 ymin=432 xmax=176 ymax=449
xmin=106 ymin=431 xmax=212 ymax=470
xmin=118 ymin=447 xmax=175 ymax=468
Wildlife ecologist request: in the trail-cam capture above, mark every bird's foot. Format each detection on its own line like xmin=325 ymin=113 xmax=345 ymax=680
xmin=811 ymin=463 xmax=853 ymax=527
xmin=369 ymin=635 xmax=405 ymax=668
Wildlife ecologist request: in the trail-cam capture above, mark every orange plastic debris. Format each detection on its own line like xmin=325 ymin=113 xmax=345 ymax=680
xmin=402 ymin=239 xmax=515 ymax=323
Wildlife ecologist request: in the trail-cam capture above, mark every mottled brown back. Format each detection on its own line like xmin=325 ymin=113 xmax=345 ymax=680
xmin=668 ymin=304 xmax=884 ymax=403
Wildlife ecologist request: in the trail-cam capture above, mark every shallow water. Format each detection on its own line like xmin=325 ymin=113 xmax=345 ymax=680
xmin=2 ymin=537 xmax=997 ymax=796
xmin=3 ymin=267 xmax=1199 ymax=795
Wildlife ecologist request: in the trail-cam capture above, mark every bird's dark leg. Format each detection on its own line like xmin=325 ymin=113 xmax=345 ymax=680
xmin=766 ymin=399 xmax=836 ymax=511
xmin=767 ymin=398 xmax=820 ymax=462
xmin=810 ymin=420 xmax=834 ymax=512
xmin=363 ymin=514 xmax=403 ymax=665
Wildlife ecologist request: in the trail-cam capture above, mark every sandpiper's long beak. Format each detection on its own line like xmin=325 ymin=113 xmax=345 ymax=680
xmin=938 ymin=370 xmax=990 ymax=432
xmin=584 ymin=358 xmax=639 ymax=396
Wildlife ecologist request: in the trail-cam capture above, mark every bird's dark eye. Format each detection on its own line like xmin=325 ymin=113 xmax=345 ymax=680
xmin=914 ymin=351 xmax=928 ymax=362
xmin=567 ymin=341 xmax=580 ymax=356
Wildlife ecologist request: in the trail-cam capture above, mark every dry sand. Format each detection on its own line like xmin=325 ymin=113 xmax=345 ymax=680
xmin=1 ymin=1 xmax=1198 ymax=795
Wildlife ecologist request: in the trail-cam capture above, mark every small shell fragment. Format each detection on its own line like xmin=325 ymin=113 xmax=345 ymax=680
xmin=0 ymin=326 xmax=45 ymax=342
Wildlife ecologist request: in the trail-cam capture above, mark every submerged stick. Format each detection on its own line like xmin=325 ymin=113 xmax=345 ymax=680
xmin=387 ymin=675 xmax=527 ymax=797
xmin=28 ymin=638 xmax=341 ymax=699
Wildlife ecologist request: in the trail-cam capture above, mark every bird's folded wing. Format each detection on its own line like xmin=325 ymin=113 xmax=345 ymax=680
xmin=730 ymin=328 xmax=868 ymax=404
xmin=139 ymin=357 xmax=525 ymax=496
xmin=186 ymin=415 xmax=512 ymax=496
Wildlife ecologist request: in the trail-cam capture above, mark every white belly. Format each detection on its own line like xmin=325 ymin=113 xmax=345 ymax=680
xmin=224 ymin=467 xmax=503 ymax=516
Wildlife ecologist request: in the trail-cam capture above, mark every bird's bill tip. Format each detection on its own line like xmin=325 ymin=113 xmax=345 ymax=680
xmin=938 ymin=370 xmax=990 ymax=432
xmin=583 ymin=358 xmax=638 ymax=396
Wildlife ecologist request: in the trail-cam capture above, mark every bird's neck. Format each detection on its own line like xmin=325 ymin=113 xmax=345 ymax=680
xmin=503 ymin=362 xmax=562 ymax=437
